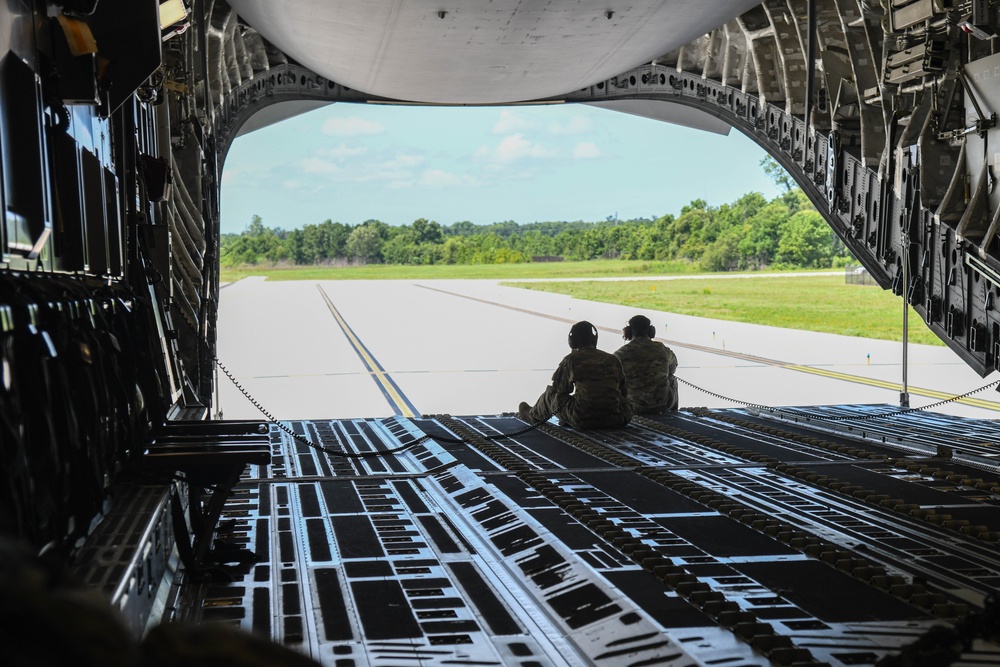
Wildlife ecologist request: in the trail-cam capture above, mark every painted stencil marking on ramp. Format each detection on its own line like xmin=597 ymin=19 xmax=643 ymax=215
xmin=317 ymin=284 xmax=420 ymax=418
xmin=416 ymin=284 xmax=1000 ymax=413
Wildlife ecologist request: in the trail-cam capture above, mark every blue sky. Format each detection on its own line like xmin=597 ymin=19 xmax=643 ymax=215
xmin=219 ymin=103 xmax=784 ymax=235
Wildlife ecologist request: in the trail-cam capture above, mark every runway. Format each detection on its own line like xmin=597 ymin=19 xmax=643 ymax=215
xmin=216 ymin=277 xmax=1000 ymax=422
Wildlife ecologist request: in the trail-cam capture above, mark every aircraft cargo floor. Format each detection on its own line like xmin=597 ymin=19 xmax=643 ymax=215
xmin=162 ymin=407 xmax=1000 ymax=666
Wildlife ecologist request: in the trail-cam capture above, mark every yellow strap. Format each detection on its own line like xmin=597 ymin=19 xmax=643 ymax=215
xmin=56 ymin=15 xmax=98 ymax=56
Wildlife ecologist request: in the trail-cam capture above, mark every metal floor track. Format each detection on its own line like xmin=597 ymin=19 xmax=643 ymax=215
xmin=170 ymin=406 xmax=1000 ymax=667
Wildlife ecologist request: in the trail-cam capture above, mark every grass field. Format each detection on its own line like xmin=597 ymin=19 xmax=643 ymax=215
xmin=219 ymin=259 xmax=698 ymax=281
xmin=504 ymin=274 xmax=942 ymax=346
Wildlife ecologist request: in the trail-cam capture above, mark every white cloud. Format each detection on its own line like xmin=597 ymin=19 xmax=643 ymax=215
xmin=359 ymin=154 xmax=424 ymax=185
xmin=301 ymin=157 xmax=342 ymax=174
xmin=477 ymin=133 xmax=556 ymax=164
xmin=320 ymin=116 xmax=384 ymax=136
xmin=418 ymin=169 xmax=478 ymax=187
xmin=572 ymin=142 xmax=603 ymax=159
xmin=320 ymin=144 xmax=368 ymax=159
xmin=384 ymin=154 xmax=424 ymax=170
xmin=549 ymin=115 xmax=592 ymax=135
xmin=492 ymin=110 xmax=536 ymax=134
xmin=388 ymin=169 xmax=479 ymax=190
xmin=302 ymin=148 xmax=418 ymax=182
xmin=221 ymin=168 xmax=241 ymax=186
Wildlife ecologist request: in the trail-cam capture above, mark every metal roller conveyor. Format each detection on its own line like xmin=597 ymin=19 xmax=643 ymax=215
xmin=160 ymin=407 xmax=1000 ymax=666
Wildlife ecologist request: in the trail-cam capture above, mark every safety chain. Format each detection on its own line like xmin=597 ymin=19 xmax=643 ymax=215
xmin=213 ymin=354 xmax=560 ymax=456
xmin=677 ymin=376 xmax=1000 ymax=422
xmin=168 ymin=290 xmax=559 ymax=458
xmin=211 ymin=354 xmax=419 ymax=458
xmin=190 ymin=311 xmax=562 ymax=459
xmin=162 ymin=289 xmax=408 ymax=458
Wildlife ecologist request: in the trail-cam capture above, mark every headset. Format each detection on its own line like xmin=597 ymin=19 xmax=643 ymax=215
xmin=622 ymin=315 xmax=655 ymax=341
xmin=568 ymin=321 xmax=598 ymax=349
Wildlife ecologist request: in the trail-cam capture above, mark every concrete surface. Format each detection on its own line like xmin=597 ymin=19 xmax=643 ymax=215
xmin=215 ymin=277 xmax=1000 ymax=421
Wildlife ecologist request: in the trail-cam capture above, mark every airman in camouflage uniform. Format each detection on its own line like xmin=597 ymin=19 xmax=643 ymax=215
xmin=614 ymin=315 xmax=678 ymax=413
xmin=519 ymin=321 xmax=633 ymax=429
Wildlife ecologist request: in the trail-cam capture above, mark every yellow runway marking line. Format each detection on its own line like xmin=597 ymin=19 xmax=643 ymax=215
xmin=316 ymin=284 xmax=417 ymax=418
xmin=784 ymin=364 xmax=1000 ymax=411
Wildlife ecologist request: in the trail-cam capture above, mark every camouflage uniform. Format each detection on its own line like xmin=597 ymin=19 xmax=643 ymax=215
xmin=614 ymin=337 xmax=678 ymax=413
xmin=527 ymin=347 xmax=633 ymax=429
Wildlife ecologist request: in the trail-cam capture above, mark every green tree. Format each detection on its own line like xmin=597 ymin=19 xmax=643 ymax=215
xmin=245 ymin=214 xmax=267 ymax=237
xmin=760 ymin=155 xmax=795 ymax=192
xmin=411 ymin=218 xmax=443 ymax=245
xmin=303 ymin=220 xmax=351 ymax=261
xmin=443 ymin=220 xmax=477 ymax=237
xmin=382 ymin=229 xmax=419 ymax=264
xmin=670 ymin=207 xmax=713 ymax=260
xmin=553 ymin=229 xmax=588 ymax=260
xmin=441 ymin=236 xmax=469 ymax=264
xmin=635 ymin=215 xmax=674 ymax=260
xmin=775 ymin=210 xmax=834 ymax=268
xmin=220 ymin=215 xmax=288 ymax=265
xmin=716 ymin=192 xmax=768 ymax=229
xmin=219 ymin=184 xmax=840 ymax=271
xmin=220 ymin=235 xmax=255 ymax=266
xmin=285 ymin=228 xmax=307 ymax=264
xmin=700 ymin=226 xmax=746 ymax=272
xmin=738 ymin=201 xmax=790 ymax=269
xmin=462 ymin=232 xmax=529 ymax=263
xmin=513 ymin=230 xmax=556 ymax=257
xmin=779 ymin=188 xmax=812 ymax=215
xmin=345 ymin=221 xmax=386 ymax=264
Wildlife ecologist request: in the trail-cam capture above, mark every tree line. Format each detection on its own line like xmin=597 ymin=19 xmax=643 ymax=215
xmin=220 ymin=184 xmax=852 ymax=271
